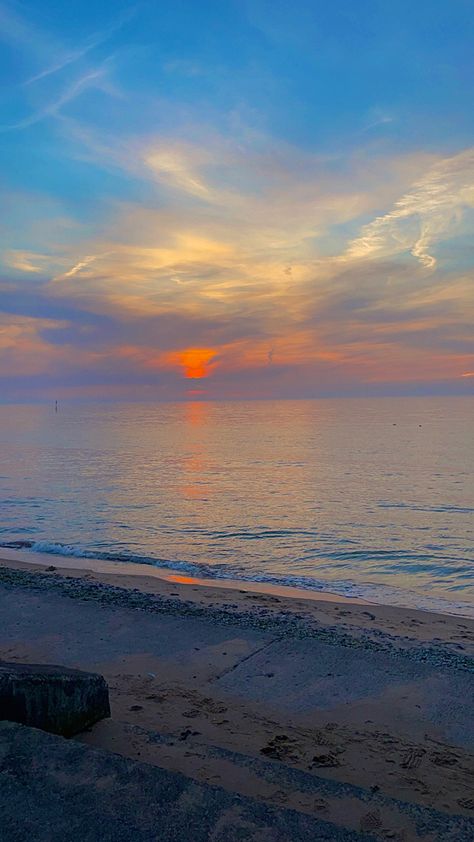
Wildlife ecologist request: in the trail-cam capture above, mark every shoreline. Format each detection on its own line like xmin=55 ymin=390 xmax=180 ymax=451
xmin=2 ymin=552 xmax=474 ymax=656
xmin=0 ymin=546 xmax=369 ymax=606
xmin=1 ymin=543 xmax=474 ymax=620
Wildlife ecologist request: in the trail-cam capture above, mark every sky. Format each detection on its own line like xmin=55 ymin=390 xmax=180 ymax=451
xmin=0 ymin=0 xmax=473 ymax=402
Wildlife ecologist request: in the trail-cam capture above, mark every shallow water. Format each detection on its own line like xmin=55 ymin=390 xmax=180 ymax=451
xmin=0 ymin=397 xmax=473 ymax=613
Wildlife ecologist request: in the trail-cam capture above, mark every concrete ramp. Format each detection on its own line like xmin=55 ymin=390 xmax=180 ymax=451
xmin=0 ymin=722 xmax=371 ymax=842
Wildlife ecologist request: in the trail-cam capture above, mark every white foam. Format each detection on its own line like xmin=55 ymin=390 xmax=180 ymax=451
xmin=2 ymin=540 xmax=474 ymax=618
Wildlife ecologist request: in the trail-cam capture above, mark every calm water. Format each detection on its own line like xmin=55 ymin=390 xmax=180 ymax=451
xmin=0 ymin=397 xmax=473 ymax=613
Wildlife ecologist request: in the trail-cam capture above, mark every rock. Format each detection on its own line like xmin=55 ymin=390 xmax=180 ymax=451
xmin=0 ymin=661 xmax=110 ymax=736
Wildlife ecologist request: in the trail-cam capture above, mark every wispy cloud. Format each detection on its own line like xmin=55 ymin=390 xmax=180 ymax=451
xmin=145 ymin=146 xmax=216 ymax=200
xmin=345 ymin=148 xmax=474 ymax=268
xmin=4 ymin=250 xmax=46 ymax=273
xmin=360 ymin=108 xmax=394 ymax=133
xmin=0 ymin=2 xmax=50 ymax=51
xmin=54 ymin=253 xmax=110 ymax=281
xmin=1 ymin=67 xmax=111 ymax=132
xmin=0 ymin=2 xmax=133 ymax=132
xmin=23 ymin=7 xmax=135 ymax=86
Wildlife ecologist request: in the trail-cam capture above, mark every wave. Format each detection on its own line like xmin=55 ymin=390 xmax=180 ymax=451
xmin=378 ymin=502 xmax=474 ymax=514
xmin=1 ymin=540 xmax=195 ymax=569
xmin=2 ymin=539 xmax=474 ymax=618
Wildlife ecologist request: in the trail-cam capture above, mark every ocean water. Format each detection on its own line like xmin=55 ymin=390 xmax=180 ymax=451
xmin=0 ymin=397 xmax=473 ymax=614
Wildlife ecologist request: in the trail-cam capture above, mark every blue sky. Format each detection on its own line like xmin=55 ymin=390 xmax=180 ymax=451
xmin=1 ymin=0 xmax=473 ymax=400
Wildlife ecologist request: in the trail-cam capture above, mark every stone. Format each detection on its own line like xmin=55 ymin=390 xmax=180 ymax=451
xmin=0 ymin=661 xmax=110 ymax=736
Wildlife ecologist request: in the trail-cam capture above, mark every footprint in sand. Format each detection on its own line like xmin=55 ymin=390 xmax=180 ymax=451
xmin=359 ymin=809 xmax=382 ymax=831
xmin=178 ymin=729 xmax=200 ymax=741
xmin=400 ymin=747 xmax=425 ymax=770
xmin=310 ymin=751 xmax=341 ymax=769
xmin=260 ymin=735 xmax=299 ymax=762
xmin=312 ymin=729 xmax=332 ymax=746
xmin=312 ymin=798 xmax=329 ymax=813
xmin=201 ymin=698 xmax=228 ymax=715
xmin=430 ymin=751 xmax=458 ymax=767
xmin=271 ymin=790 xmax=289 ymax=805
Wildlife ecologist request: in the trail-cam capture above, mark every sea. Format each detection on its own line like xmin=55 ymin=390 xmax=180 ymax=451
xmin=0 ymin=397 xmax=473 ymax=615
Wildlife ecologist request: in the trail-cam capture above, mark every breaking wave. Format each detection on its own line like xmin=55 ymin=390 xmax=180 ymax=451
xmin=2 ymin=539 xmax=474 ymax=618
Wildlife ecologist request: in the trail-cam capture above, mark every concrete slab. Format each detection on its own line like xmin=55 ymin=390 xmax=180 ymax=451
xmin=215 ymin=638 xmax=474 ymax=749
xmin=216 ymin=637 xmax=429 ymax=708
xmin=0 ymin=587 xmax=270 ymax=682
xmin=3 ymin=584 xmax=474 ymax=751
xmin=0 ymin=722 xmax=372 ymax=842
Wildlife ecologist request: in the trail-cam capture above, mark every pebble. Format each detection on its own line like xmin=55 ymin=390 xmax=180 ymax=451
xmin=1 ymin=566 xmax=473 ymax=675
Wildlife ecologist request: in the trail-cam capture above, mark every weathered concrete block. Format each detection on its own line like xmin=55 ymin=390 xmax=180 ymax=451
xmin=0 ymin=662 xmax=110 ymax=736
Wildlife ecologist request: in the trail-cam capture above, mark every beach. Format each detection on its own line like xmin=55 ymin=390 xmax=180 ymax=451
xmin=2 ymin=553 xmax=474 ymax=840
xmin=3 ymin=0 xmax=474 ymax=836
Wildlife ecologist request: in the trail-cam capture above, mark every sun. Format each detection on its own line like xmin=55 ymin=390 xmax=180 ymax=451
xmin=176 ymin=348 xmax=217 ymax=379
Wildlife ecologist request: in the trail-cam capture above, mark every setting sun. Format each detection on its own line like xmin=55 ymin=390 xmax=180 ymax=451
xmin=174 ymin=348 xmax=217 ymax=379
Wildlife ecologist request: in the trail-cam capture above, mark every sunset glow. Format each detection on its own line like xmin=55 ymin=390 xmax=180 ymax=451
xmin=173 ymin=349 xmax=217 ymax=380
xmin=0 ymin=1 xmax=473 ymax=401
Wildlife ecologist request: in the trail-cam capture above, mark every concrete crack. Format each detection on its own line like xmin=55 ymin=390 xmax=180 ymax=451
xmin=211 ymin=637 xmax=281 ymax=682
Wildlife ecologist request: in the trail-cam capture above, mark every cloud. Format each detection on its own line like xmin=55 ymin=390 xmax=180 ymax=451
xmin=145 ymin=145 xmax=216 ymax=200
xmin=23 ymin=7 xmax=135 ymax=86
xmin=360 ymin=108 xmax=395 ymax=133
xmin=0 ymin=313 xmax=66 ymax=375
xmin=37 ymin=137 xmax=443 ymax=341
xmin=56 ymin=253 xmax=109 ymax=280
xmin=1 ymin=66 xmax=113 ymax=132
xmin=0 ymin=2 xmax=133 ymax=132
xmin=4 ymin=121 xmax=474 ymax=395
xmin=4 ymin=250 xmax=47 ymax=273
xmin=0 ymin=2 xmax=50 ymax=51
xmin=345 ymin=148 xmax=474 ymax=268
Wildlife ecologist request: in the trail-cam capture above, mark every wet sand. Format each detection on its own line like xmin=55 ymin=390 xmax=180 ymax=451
xmin=2 ymin=554 xmax=474 ymax=840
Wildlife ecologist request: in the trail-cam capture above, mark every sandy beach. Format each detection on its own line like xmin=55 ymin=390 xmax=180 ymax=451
xmin=2 ymin=553 xmax=474 ymax=840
